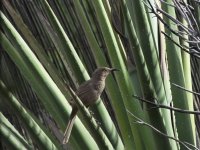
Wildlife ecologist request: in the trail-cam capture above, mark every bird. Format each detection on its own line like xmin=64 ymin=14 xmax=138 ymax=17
xmin=62 ymin=67 xmax=119 ymax=144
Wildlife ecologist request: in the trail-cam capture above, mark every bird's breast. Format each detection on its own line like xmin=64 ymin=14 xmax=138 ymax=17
xmin=93 ymin=81 xmax=105 ymax=94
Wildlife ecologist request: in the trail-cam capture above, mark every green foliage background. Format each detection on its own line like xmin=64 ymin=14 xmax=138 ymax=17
xmin=0 ymin=0 xmax=200 ymax=150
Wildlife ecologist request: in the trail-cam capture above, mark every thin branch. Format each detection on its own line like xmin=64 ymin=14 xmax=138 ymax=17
xmin=179 ymin=1 xmax=194 ymax=10
xmin=173 ymin=0 xmax=194 ymax=30
xmin=162 ymin=32 xmax=200 ymax=58
xmin=156 ymin=5 xmax=195 ymax=36
xmin=156 ymin=1 xmax=194 ymax=34
xmin=145 ymin=0 xmax=200 ymax=56
xmin=193 ymin=0 xmax=200 ymax=4
xmin=145 ymin=0 xmax=197 ymax=41
xmin=126 ymin=110 xmax=199 ymax=150
xmin=185 ymin=40 xmax=200 ymax=44
xmin=132 ymin=95 xmax=200 ymax=115
xmin=172 ymin=83 xmax=200 ymax=96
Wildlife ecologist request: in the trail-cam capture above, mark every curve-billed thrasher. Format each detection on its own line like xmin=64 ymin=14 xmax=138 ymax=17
xmin=63 ymin=67 xmax=118 ymax=144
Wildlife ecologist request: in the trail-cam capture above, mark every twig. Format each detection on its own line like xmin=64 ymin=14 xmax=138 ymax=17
xmin=126 ymin=110 xmax=199 ymax=150
xmin=162 ymin=32 xmax=200 ymax=58
xmin=172 ymin=83 xmax=200 ymax=97
xmin=145 ymin=0 xmax=200 ymax=57
xmin=132 ymin=95 xmax=200 ymax=115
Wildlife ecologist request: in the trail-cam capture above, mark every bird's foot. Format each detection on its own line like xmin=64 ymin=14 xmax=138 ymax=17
xmin=89 ymin=110 xmax=94 ymax=115
xmin=96 ymin=120 xmax=101 ymax=126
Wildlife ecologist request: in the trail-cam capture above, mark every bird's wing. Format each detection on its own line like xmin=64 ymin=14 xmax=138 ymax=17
xmin=76 ymin=80 xmax=92 ymax=97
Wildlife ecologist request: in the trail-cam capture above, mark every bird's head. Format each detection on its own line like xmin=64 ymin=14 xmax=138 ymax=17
xmin=92 ymin=67 xmax=119 ymax=81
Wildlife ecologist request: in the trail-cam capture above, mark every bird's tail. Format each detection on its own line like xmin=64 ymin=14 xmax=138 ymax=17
xmin=62 ymin=107 xmax=78 ymax=144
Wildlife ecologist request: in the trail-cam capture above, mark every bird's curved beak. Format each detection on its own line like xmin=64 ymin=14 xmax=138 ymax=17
xmin=110 ymin=68 xmax=120 ymax=72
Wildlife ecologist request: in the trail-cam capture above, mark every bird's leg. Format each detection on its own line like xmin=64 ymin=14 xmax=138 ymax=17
xmin=89 ymin=109 xmax=94 ymax=115
xmin=88 ymin=109 xmax=101 ymax=126
xmin=96 ymin=120 xmax=101 ymax=126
